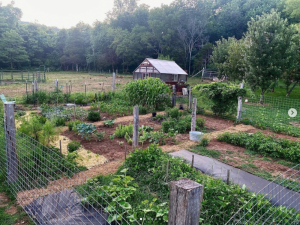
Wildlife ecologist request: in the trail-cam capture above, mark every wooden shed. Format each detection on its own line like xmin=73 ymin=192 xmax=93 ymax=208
xmin=133 ymin=58 xmax=188 ymax=87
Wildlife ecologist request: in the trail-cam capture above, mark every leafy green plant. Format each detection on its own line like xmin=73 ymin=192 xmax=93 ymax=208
xmin=152 ymin=114 xmax=166 ymax=122
xmin=95 ymin=131 xmax=105 ymax=142
xmin=124 ymin=78 xmax=171 ymax=110
xmin=67 ymin=141 xmax=81 ymax=152
xmin=17 ymin=110 xmax=26 ymax=117
xmin=194 ymin=82 xmax=246 ymax=116
xmin=139 ymin=105 xmax=148 ymax=115
xmin=76 ymin=123 xmax=97 ymax=140
xmin=124 ymin=132 xmax=133 ymax=145
xmin=109 ymin=133 xmax=115 ymax=140
xmin=199 ymin=137 xmax=209 ymax=147
xmin=115 ymin=123 xmax=133 ymax=138
xmin=54 ymin=117 xmax=66 ymax=127
xmin=87 ymin=110 xmax=101 ymax=122
xmin=196 ymin=117 xmax=205 ymax=129
xmin=68 ymin=120 xmax=81 ymax=131
xmin=104 ymin=119 xmax=115 ymax=127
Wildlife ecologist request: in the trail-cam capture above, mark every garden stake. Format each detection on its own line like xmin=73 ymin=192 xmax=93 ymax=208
xmin=59 ymin=140 xmax=62 ymax=154
xmin=191 ymin=155 xmax=194 ymax=168
xmin=227 ymin=170 xmax=230 ymax=185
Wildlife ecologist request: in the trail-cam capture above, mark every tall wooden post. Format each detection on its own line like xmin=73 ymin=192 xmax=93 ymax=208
xmin=25 ymin=80 xmax=28 ymax=101
xmin=27 ymin=71 xmax=29 ymax=80
xmin=85 ymin=82 xmax=87 ymax=96
xmin=191 ymin=98 xmax=197 ymax=132
xmin=69 ymin=81 xmax=71 ymax=95
xmin=188 ymin=86 xmax=192 ymax=109
xmin=34 ymin=79 xmax=38 ymax=92
xmin=133 ymin=106 xmax=139 ymax=148
xmin=4 ymin=102 xmax=18 ymax=183
xmin=21 ymin=71 xmax=23 ymax=81
xmin=55 ymin=79 xmax=58 ymax=91
xmin=172 ymin=85 xmax=176 ymax=107
xmin=32 ymin=82 xmax=34 ymax=95
xmin=168 ymin=178 xmax=203 ymax=225
xmin=66 ymin=82 xmax=68 ymax=94
xmin=112 ymin=72 xmax=116 ymax=91
xmin=236 ymin=83 xmax=244 ymax=121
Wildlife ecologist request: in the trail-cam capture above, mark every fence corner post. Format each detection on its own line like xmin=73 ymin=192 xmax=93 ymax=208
xmin=191 ymin=98 xmax=197 ymax=132
xmin=4 ymin=102 xmax=18 ymax=183
xmin=236 ymin=83 xmax=244 ymax=121
xmin=172 ymin=85 xmax=176 ymax=107
xmin=133 ymin=105 xmax=139 ymax=148
xmin=168 ymin=178 xmax=204 ymax=225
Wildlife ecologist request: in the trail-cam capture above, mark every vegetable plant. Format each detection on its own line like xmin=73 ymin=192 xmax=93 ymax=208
xmin=67 ymin=141 xmax=81 ymax=152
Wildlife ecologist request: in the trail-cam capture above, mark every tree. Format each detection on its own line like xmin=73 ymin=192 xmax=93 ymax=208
xmin=0 ymin=29 xmax=28 ymax=69
xmin=243 ymin=11 xmax=296 ymax=103
xmin=107 ymin=0 xmax=139 ymax=20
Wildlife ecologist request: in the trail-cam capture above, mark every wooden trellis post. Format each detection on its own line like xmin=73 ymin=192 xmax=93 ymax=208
xmin=133 ymin=105 xmax=139 ymax=148
xmin=191 ymin=98 xmax=197 ymax=132
xmin=4 ymin=102 xmax=18 ymax=183
xmin=112 ymin=72 xmax=116 ymax=91
xmin=236 ymin=83 xmax=244 ymax=121
xmin=189 ymin=86 xmax=192 ymax=109
xmin=168 ymin=178 xmax=204 ymax=225
xmin=172 ymin=85 xmax=176 ymax=107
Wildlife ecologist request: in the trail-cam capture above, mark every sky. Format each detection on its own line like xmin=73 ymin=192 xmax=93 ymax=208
xmin=1 ymin=0 xmax=174 ymax=28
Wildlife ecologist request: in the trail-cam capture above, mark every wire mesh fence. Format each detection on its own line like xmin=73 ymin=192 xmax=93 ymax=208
xmin=0 ymin=107 xmax=141 ymax=224
xmin=241 ymin=95 xmax=300 ymax=129
xmin=0 ymin=70 xmax=46 ymax=84
xmin=226 ymin=164 xmax=300 ymax=224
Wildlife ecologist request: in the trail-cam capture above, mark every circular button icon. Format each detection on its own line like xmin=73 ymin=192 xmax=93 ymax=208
xmin=288 ymin=108 xmax=297 ymax=118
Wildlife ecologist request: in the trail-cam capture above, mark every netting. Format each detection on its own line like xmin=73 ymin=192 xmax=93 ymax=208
xmin=0 ymin=70 xmax=46 ymax=84
xmin=0 ymin=119 xmax=141 ymax=224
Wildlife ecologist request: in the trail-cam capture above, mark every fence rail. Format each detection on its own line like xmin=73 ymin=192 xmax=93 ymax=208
xmin=0 ymin=70 xmax=46 ymax=84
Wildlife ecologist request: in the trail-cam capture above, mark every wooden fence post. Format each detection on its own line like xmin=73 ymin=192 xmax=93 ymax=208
xmin=21 ymin=71 xmax=23 ymax=81
xmin=191 ymin=98 xmax=197 ymax=132
xmin=55 ymin=79 xmax=58 ymax=91
xmin=4 ymin=102 xmax=18 ymax=183
xmin=133 ymin=105 xmax=139 ymax=148
xmin=236 ymin=83 xmax=244 ymax=121
xmin=172 ymin=85 xmax=176 ymax=107
xmin=112 ymin=72 xmax=116 ymax=91
xmin=168 ymin=178 xmax=204 ymax=225
xmin=34 ymin=79 xmax=38 ymax=92
xmin=188 ymin=86 xmax=192 ymax=109
xmin=32 ymin=82 xmax=34 ymax=95
xmin=85 ymin=82 xmax=87 ymax=96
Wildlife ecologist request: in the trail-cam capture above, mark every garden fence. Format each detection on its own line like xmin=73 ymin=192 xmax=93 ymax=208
xmin=0 ymin=70 xmax=46 ymax=84
xmin=241 ymin=95 xmax=300 ymax=129
xmin=226 ymin=164 xmax=300 ymax=224
xmin=0 ymin=103 xmax=141 ymax=225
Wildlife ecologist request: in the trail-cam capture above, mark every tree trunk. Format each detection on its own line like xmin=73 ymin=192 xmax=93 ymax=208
xmin=286 ymin=82 xmax=298 ymax=97
xmin=260 ymin=92 xmax=264 ymax=105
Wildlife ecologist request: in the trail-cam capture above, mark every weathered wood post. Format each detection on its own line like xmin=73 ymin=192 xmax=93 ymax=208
xmin=59 ymin=140 xmax=62 ymax=154
xmin=21 ymin=71 xmax=23 ymax=81
xmin=32 ymin=82 xmax=34 ymax=95
xmin=188 ymin=86 xmax=192 ymax=109
xmin=227 ymin=170 xmax=230 ymax=185
xmin=236 ymin=83 xmax=244 ymax=121
xmin=32 ymin=72 xmax=34 ymax=82
xmin=168 ymin=178 xmax=204 ymax=225
xmin=191 ymin=98 xmax=197 ymax=132
xmin=85 ymin=82 xmax=87 ymax=96
xmin=69 ymin=81 xmax=71 ymax=95
xmin=25 ymin=80 xmax=28 ymax=101
xmin=4 ymin=102 xmax=18 ymax=183
xmin=112 ymin=72 xmax=116 ymax=91
xmin=54 ymin=79 xmax=58 ymax=92
xmin=172 ymin=85 xmax=176 ymax=107
xmin=133 ymin=105 xmax=139 ymax=148
xmin=27 ymin=71 xmax=29 ymax=80
xmin=34 ymin=79 xmax=38 ymax=92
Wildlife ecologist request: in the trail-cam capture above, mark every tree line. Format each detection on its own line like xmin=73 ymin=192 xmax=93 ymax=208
xmin=0 ymin=0 xmax=299 ymax=76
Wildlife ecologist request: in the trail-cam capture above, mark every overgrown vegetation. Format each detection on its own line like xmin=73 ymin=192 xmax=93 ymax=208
xmin=218 ymin=132 xmax=300 ymax=162
xmin=67 ymin=141 xmax=81 ymax=153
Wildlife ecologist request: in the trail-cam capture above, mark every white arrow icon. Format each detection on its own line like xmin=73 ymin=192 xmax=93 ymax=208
xmin=288 ymin=108 xmax=297 ymax=118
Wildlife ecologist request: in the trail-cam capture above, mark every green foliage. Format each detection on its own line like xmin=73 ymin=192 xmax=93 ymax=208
xmin=23 ymin=90 xmax=66 ymax=105
xmin=103 ymin=119 xmax=115 ymax=127
xmin=166 ymin=107 xmax=180 ymax=119
xmin=124 ymin=78 xmax=171 ymax=111
xmin=94 ymin=131 xmax=105 ymax=142
xmin=218 ymin=132 xmax=300 ymax=162
xmin=54 ymin=117 xmax=66 ymax=127
xmin=152 ymin=114 xmax=166 ymax=122
xmin=196 ymin=117 xmax=205 ymax=129
xmin=68 ymin=120 xmax=81 ymax=131
xmin=199 ymin=137 xmax=210 ymax=147
xmin=191 ymin=145 xmax=220 ymax=158
xmin=139 ymin=105 xmax=148 ymax=115
xmin=67 ymin=141 xmax=81 ymax=153
xmin=16 ymin=110 xmax=26 ymax=117
xmin=115 ymin=123 xmax=133 ymax=138
xmin=162 ymin=115 xmax=191 ymax=134
xmin=87 ymin=110 xmax=101 ymax=122
xmin=76 ymin=123 xmax=97 ymax=140
xmin=195 ymin=82 xmax=246 ymax=116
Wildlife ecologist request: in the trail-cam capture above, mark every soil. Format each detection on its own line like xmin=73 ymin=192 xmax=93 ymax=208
xmin=199 ymin=115 xmax=235 ymax=131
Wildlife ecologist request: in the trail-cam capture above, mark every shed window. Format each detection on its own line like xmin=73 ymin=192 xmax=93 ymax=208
xmin=174 ymin=74 xmax=178 ymax=82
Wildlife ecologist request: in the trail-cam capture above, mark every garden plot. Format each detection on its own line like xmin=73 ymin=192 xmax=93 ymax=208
xmin=52 ymin=135 xmax=108 ymax=169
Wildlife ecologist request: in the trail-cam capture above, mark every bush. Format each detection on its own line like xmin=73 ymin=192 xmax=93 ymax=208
xmin=67 ymin=141 xmax=81 ymax=152
xmin=54 ymin=117 xmax=66 ymax=127
xmin=199 ymin=137 xmax=209 ymax=147
xmin=124 ymin=78 xmax=171 ymax=110
xmin=152 ymin=114 xmax=166 ymax=122
xmin=139 ymin=105 xmax=148 ymax=115
xmin=161 ymin=115 xmax=191 ymax=134
xmin=39 ymin=116 xmax=47 ymax=124
xmin=194 ymin=82 xmax=246 ymax=116
xmin=167 ymin=107 xmax=180 ymax=119
xmin=17 ymin=110 xmax=26 ymax=117
xmin=196 ymin=117 xmax=205 ymax=129
xmin=87 ymin=110 xmax=101 ymax=122
xmin=68 ymin=120 xmax=81 ymax=131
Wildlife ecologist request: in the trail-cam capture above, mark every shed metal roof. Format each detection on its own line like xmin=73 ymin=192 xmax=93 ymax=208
xmin=146 ymin=58 xmax=188 ymax=75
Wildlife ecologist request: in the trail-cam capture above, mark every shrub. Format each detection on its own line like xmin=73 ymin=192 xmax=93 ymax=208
xmin=17 ymin=110 xmax=26 ymax=117
xmin=95 ymin=131 xmax=105 ymax=142
xmin=87 ymin=110 xmax=101 ymax=122
xmin=152 ymin=114 xmax=166 ymax=122
xmin=39 ymin=116 xmax=47 ymax=124
xmin=196 ymin=117 xmax=205 ymax=128
xmin=67 ymin=141 xmax=81 ymax=152
xmin=139 ymin=105 xmax=148 ymax=115
xmin=68 ymin=120 xmax=81 ymax=131
xmin=199 ymin=137 xmax=210 ymax=147
xmin=161 ymin=115 xmax=191 ymax=134
xmin=54 ymin=117 xmax=66 ymax=127
xmin=194 ymin=82 xmax=246 ymax=116
xmin=167 ymin=107 xmax=180 ymax=119
xmin=124 ymin=78 xmax=171 ymax=110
